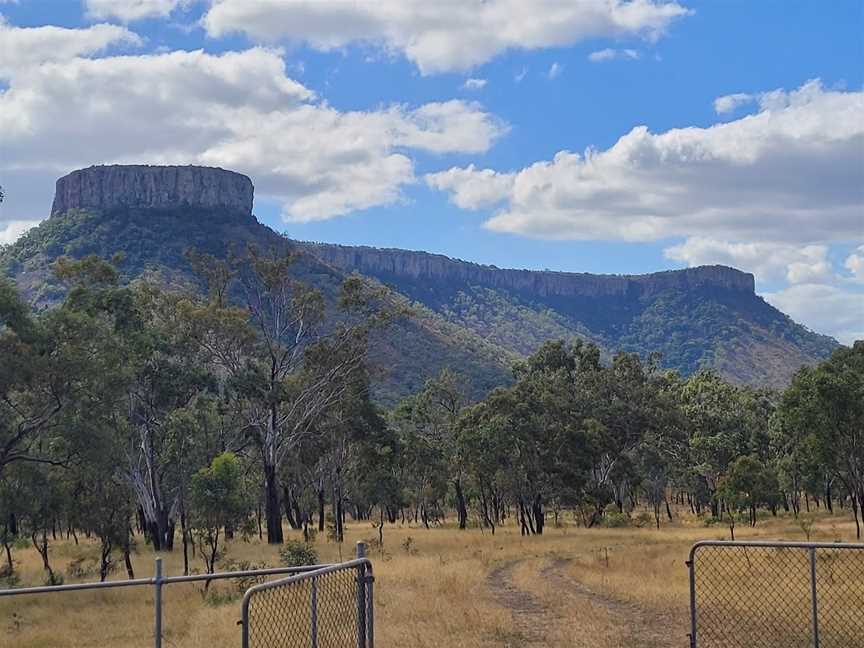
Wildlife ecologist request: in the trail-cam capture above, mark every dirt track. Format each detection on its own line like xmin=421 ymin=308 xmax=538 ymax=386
xmin=487 ymin=557 xmax=682 ymax=647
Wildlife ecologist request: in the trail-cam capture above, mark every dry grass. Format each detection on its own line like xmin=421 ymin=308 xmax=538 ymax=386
xmin=0 ymin=509 xmax=859 ymax=647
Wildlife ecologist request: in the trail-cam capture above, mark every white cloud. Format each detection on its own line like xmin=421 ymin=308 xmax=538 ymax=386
xmin=714 ymin=92 xmax=754 ymax=114
xmin=764 ymin=284 xmax=864 ymax=346
xmin=588 ymin=48 xmax=640 ymax=62
xmin=514 ymin=67 xmax=528 ymax=83
xmin=547 ymin=62 xmax=563 ymax=79
xmin=202 ymin=0 xmax=691 ymax=74
xmin=426 ymin=165 xmax=515 ymax=210
xmin=845 ymin=245 xmax=864 ymax=282
xmin=0 ymin=220 xmax=39 ymax=245
xmin=0 ymin=16 xmax=141 ymax=78
xmin=430 ymin=80 xmax=864 ymax=244
xmin=84 ymin=0 xmax=187 ymax=22
xmin=462 ymin=78 xmax=487 ymax=91
xmin=664 ymin=238 xmax=833 ymax=285
xmin=0 ymin=30 xmax=506 ymax=231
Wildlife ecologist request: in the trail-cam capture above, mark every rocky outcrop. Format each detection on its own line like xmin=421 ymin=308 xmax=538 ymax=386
xmin=51 ymin=165 xmax=254 ymax=217
xmin=302 ymin=243 xmax=756 ymax=298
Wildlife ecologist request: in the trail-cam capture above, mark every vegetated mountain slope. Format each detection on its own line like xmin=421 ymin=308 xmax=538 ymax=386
xmin=0 ymin=206 xmax=512 ymax=404
xmin=300 ymin=243 xmax=839 ymax=388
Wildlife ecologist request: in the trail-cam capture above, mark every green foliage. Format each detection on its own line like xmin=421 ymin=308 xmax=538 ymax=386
xmin=279 ymin=541 xmax=319 ymax=567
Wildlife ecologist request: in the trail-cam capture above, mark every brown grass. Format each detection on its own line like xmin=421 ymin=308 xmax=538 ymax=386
xmin=0 ymin=509 xmax=859 ymax=647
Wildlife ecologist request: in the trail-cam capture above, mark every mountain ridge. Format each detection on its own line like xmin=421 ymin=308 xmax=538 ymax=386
xmin=1 ymin=164 xmax=839 ymax=397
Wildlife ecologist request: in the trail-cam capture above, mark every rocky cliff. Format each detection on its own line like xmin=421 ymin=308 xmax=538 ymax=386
xmin=302 ymin=243 xmax=756 ymax=299
xmin=51 ymin=165 xmax=254 ymax=217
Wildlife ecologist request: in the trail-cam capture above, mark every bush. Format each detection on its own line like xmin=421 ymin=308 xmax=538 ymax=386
xmin=600 ymin=512 xmax=631 ymax=528
xmin=401 ymin=536 xmax=417 ymax=555
xmin=632 ymin=512 xmax=654 ymax=528
xmin=279 ymin=541 xmax=318 ymax=567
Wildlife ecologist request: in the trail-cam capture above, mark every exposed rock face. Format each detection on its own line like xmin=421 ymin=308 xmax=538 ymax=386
xmin=303 ymin=243 xmax=756 ymax=298
xmin=51 ymin=165 xmax=254 ymax=217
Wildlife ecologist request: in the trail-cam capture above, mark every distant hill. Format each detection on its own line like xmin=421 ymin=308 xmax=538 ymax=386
xmin=300 ymin=243 xmax=838 ymax=388
xmin=1 ymin=165 xmax=838 ymax=402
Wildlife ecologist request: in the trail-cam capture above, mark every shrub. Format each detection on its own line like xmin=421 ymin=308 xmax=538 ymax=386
xmin=600 ymin=512 xmax=631 ymax=528
xmin=401 ymin=536 xmax=417 ymax=555
xmin=279 ymin=541 xmax=318 ymax=567
xmin=632 ymin=512 xmax=654 ymax=528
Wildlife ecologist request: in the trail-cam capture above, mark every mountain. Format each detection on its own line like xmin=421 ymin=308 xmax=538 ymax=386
xmin=1 ymin=165 xmax=512 ymax=404
xmin=1 ymin=165 xmax=837 ymax=402
xmin=298 ymin=243 xmax=838 ymax=388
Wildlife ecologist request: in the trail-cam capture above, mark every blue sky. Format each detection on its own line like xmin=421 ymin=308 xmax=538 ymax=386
xmin=0 ymin=1 xmax=862 ymax=341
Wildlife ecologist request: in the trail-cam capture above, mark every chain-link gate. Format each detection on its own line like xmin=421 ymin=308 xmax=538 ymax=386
xmin=687 ymin=541 xmax=864 ymax=648
xmin=241 ymin=557 xmax=374 ymax=648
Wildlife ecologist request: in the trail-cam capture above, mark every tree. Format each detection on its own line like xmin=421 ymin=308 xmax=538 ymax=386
xmin=189 ymin=452 xmax=248 ymax=579
xmin=190 ymin=249 xmax=393 ymax=543
xmin=779 ymin=342 xmax=864 ymax=537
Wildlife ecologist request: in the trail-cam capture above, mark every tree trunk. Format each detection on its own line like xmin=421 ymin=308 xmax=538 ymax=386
xmin=264 ymin=462 xmax=284 ymax=544
xmin=532 ymin=496 xmax=544 ymax=535
xmin=123 ymin=530 xmax=135 ymax=579
xmin=99 ymin=538 xmax=112 ymax=582
xmin=283 ymin=485 xmax=301 ymax=530
xmin=317 ymin=486 xmax=326 ymax=532
xmin=454 ymin=479 xmax=468 ymax=530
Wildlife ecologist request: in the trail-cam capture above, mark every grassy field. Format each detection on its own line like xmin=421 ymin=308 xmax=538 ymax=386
xmin=1 ymin=509 xmax=859 ymax=648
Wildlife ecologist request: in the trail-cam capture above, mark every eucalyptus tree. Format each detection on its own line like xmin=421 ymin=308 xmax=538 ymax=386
xmin=778 ymin=342 xmax=864 ymax=537
xmin=189 ymin=248 xmax=394 ymax=543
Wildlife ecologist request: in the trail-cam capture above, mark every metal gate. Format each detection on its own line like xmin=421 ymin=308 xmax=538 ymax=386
xmin=241 ymin=556 xmax=374 ymax=648
xmin=687 ymin=540 xmax=864 ymax=648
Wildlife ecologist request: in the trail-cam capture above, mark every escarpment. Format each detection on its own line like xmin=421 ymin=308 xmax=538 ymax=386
xmin=51 ymin=165 xmax=254 ymax=217
xmin=300 ymin=243 xmax=756 ymax=299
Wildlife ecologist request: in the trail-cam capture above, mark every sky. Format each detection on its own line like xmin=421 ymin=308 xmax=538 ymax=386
xmin=0 ymin=0 xmax=862 ymax=343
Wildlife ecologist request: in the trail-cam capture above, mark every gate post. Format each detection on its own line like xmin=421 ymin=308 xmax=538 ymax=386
xmin=356 ymin=542 xmax=368 ymax=648
xmin=687 ymin=545 xmax=697 ymax=648
xmin=154 ymin=558 xmax=163 ymax=648
xmin=810 ymin=547 xmax=820 ymax=648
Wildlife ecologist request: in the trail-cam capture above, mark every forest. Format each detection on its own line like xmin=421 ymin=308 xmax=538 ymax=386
xmin=0 ymin=250 xmax=862 ymax=588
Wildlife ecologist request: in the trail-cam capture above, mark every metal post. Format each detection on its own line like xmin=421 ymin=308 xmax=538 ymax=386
xmin=310 ymin=576 xmax=318 ymax=648
xmin=356 ymin=542 xmax=367 ymax=648
xmin=366 ymin=564 xmax=374 ymax=648
xmin=810 ymin=547 xmax=820 ymax=648
xmin=154 ymin=558 xmax=163 ymax=648
xmin=687 ymin=546 xmax=697 ymax=648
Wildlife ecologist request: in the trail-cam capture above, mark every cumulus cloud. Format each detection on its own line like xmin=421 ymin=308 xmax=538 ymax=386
xmin=588 ymin=48 xmax=640 ymax=62
xmin=84 ymin=0 xmax=188 ymax=22
xmin=547 ymin=62 xmax=564 ymax=79
xmin=713 ymin=92 xmax=754 ymax=114
xmin=462 ymin=78 xmax=487 ymax=91
xmin=202 ymin=0 xmax=691 ymax=74
xmin=764 ymin=284 xmax=864 ymax=346
xmin=845 ymin=245 xmax=864 ymax=282
xmin=426 ymin=165 xmax=515 ymax=209
xmin=664 ymin=238 xmax=833 ymax=285
xmin=429 ymin=80 xmax=863 ymax=244
xmin=0 ymin=25 xmax=506 ymax=229
xmin=0 ymin=16 xmax=140 ymax=77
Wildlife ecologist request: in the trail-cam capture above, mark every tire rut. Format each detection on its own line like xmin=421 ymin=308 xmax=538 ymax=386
xmin=487 ymin=560 xmax=553 ymax=646
xmin=540 ymin=557 xmax=681 ymax=648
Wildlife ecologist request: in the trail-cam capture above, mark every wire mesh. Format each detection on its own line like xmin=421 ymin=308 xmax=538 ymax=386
xmin=244 ymin=562 xmax=371 ymax=648
xmin=690 ymin=543 xmax=864 ymax=648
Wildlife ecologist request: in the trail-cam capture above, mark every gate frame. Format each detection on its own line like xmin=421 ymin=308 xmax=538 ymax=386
xmin=687 ymin=540 xmax=864 ymax=648
xmin=240 ymin=547 xmax=374 ymax=648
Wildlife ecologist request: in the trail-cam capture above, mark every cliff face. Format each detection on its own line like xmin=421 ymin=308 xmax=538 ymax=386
xmin=51 ymin=165 xmax=254 ymax=217
xmin=302 ymin=243 xmax=756 ymax=299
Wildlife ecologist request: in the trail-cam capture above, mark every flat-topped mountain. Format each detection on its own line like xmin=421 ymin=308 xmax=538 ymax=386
xmin=1 ymin=165 xmax=839 ymax=398
xmin=299 ymin=242 xmax=837 ymax=387
xmin=51 ymin=165 xmax=254 ymax=217
xmin=303 ymin=242 xmax=755 ymax=298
